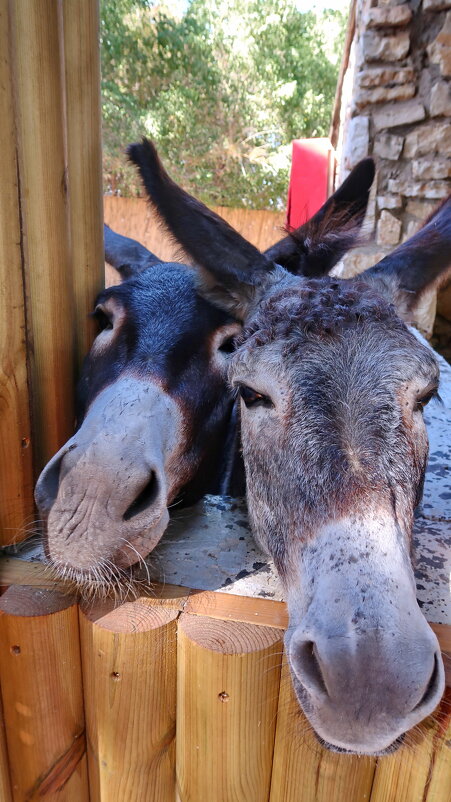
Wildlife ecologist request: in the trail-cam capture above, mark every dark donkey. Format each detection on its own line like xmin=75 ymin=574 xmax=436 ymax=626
xmin=140 ymin=139 xmax=449 ymax=755
xmin=35 ymin=143 xmax=374 ymax=592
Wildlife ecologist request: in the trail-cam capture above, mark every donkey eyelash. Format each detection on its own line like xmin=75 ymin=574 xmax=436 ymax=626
xmin=415 ymin=386 xmax=441 ymax=410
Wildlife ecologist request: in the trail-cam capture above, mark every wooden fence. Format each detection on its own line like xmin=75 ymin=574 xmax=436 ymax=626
xmin=0 ymin=0 xmax=103 ymax=548
xmin=0 ymin=559 xmax=449 ymax=802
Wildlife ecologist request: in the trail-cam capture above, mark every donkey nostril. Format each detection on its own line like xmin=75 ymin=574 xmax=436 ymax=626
xmin=123 ymin=472 xmax=159 ymax=521
xmin=296 ymin=640 xmax=329 ymax=697
xmin=414 ymin=653 xmax=440 ymax=712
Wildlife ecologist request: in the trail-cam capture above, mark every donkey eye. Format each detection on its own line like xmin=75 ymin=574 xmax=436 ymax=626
xmin=94 ymin=305 xmax=113 ymax=332
xmin=238 ymin=385 xmax=273 ymax=409
xmin=415 ymin=387 xmax=439 ymax=411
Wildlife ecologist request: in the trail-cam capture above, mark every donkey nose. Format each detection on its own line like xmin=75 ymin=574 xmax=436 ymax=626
xmin=35 ymin=440 xmax=77 ymax=515
xmin=288 ymin=622 xmax=445 ymax=741
xmin=122 ymin=470 xmax=161 ymax=522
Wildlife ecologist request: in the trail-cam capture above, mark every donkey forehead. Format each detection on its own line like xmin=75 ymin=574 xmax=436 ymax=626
xmin=233 ymin=276 xmax=438 ymax=383
xmin=98 ymin=262 xmax=232 ymax=346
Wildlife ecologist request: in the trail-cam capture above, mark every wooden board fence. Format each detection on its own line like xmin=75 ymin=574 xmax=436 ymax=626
xmin=0 ymin=560 xmax=448 ymax=802
xmin=0 ymin=0 xmax=103 ymax=548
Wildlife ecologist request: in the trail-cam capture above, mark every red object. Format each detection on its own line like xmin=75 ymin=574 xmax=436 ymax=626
xmin=287 ymin=138 xmax=335 ymax=229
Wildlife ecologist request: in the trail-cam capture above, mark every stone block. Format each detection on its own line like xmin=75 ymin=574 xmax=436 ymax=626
xmin=430 ymin=81 xmax=451 ymax=116
xmin=388 ymin=178 xmax=451 ymax=198
xmin=337 ymin=248 xmax=388 ymax=280
xmin=404 ymin=122 xmax=451 ymax=157
xmin=343 ymin=115 xmax=370 ymax=169
xmin=355 ymin=83 xmax=415 ymax=110
xmin=412 ymin=158 xmax=451 ymax=180
xmin=374 ymin=132 xmax=404 ymax=159
xmin=362 ymin=31 xmax=410 ymax=62
xmin=359 ymin=66 xmax=415 ymax=87
xmin=403 ymin=220 xmax=420 ymax=241
xmin=366 ymin=5 xmax=412 ymax=27
xmin=427 ymin=11 xmax=451 ymax=77
xmin=373 ymin=99 xmax=425 ymax=129
xmin=406 ymin=199 xmax=438 ymax=218
xmin=377 ymin=194 xmax=403 ymax=209
xmin=424 ymin=0 xmax=451 ymax=9
xmin=377 ymin=209 xmax=402 ymax=245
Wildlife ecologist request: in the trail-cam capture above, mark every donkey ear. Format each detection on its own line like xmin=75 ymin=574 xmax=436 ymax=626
xmin=127 ymin=138 xmax=275 ymax=318
xmin=104 ymin=224 xmax=161 ymax=279
xmin=264 ymin=158 xmax=375 ymax=276
xmin=361 ymin=196 xmax=451 ymax=320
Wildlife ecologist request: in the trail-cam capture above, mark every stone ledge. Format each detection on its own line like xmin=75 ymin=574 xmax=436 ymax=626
xmin=359 ymin=66 xmax=415 ymax=87
xmin=355 ymin=82 xmax=416 ymax=109
xmin=362 ymin=30 xmax=410 ymax=62
xmin=366 ymin=4 xmax=412 ymax=27
xmin=373 ymin=98 xmax=425 ymax=129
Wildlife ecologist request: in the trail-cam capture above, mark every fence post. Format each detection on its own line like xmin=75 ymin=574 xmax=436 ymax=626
xmin=79 ymin=598 xmax=178 ymax=801
xmin=0 ymin=1 xmax=34 ymax=546
xmin=0 ymin=586 xmax=88 ymax=800
xmin=176 ymin=613 xmax=283 ymax=802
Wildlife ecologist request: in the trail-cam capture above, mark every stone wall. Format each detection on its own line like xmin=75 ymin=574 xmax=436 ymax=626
xmin=336 ymin=0 xmax=451 ymax=337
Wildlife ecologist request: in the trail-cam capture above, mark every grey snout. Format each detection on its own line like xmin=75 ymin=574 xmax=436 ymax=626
xmin=288 ymin=618 xmax=445 ymax=754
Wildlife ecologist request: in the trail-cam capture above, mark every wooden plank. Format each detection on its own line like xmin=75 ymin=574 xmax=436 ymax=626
xmin=185 ymin=588 xmax=289 ymax=629
xmin=1 ymin=558 xmax=450 ymax=665
xmin=0 ymin=586 xmax=88 ymax=800
xmin=79 ymin=598 xmax=178 ymax=801
xmin=62 ymin=0 xmax=104 ymax=374
xmin=0 ymin=1 xmax=34 ymax=546
xmin=176 ymin=613 xmax=283 ymax=802
xmin=369 ymin=687 xmax=451 ymax=802
xmin=0 ymin=695 xmax=12 ymax=802
xmin=270 ymin=659 xmax=377 ymax=802
xmin=10 ymin=0 xmax=75 ymax=471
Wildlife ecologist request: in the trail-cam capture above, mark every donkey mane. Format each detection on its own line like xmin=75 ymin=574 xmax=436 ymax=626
xmin=238 ymin=277 xmax=399 ymax=349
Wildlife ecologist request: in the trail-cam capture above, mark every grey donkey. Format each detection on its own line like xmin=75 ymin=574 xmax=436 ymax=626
xmin=137 ymin=137 xmax=449 ymax=756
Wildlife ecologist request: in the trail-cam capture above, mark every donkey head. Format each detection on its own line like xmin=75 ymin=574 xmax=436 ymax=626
xmin=142 ymin=141 xmax=448 ymax=754
xmin=35 ymin=191 xmax=241 ymax=587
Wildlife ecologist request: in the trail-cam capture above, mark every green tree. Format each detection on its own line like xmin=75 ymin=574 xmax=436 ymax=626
xmin=100 ymin=0 xmax=347 ymax=209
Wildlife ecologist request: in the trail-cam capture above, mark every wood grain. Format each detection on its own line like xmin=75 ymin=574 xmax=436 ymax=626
xmin=0 ymin=695 xmax=12 ymax=802
xmin=0 ymin=585 xmax=88 ymax=801
xmin=79 ymin=598 xmax=178 ymax=801
xmin=176 ymin=613 xmax=283 ymax=802
xmin=0 ymin=1 xmax=34 ymax=546
xmin=9 ymin=0 xmax=75 ymax=471
xmin=62 ymin=0 xmax=104 ymax=375
xmin=269 ymin=658 xmax=377 ymax=802
xmin=369 ymin=687 xmax=451 ymax=802
xmin=1 ymin=557 xmax=450 ymax=661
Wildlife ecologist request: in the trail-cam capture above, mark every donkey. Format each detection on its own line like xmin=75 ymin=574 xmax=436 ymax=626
xmin=35 ymin=143 xmax=374 ymax=592
xmin=139 ymin=138 xmax=449 ymax=755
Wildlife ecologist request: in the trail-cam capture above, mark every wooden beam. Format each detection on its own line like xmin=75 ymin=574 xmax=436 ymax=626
xmin=0 ymin=1 xmax=34 ymax=546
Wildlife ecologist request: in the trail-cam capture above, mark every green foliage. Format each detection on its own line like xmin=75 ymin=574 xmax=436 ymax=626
xmin=101 ymin=0 xmax=347 ymax=209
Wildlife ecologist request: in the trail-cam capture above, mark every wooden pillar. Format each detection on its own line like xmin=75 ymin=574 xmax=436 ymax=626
xmin=0 ymin=1 xmax=34 ymax=545
xmin=176 ymin=613 xmax=283 ymax=802
xmin=9 ymin=0 xmax=75 ymax=471
xmin=62 ymin=0 xmax=104 ymax=374
xmin=79 ymin=598 xmax=178 ymax=801
xmin=269 ymin=659 xmax=377 ymax=802
xmin=0 ymin=586 xmax=88 ymax=801
xmin=0 ymin=696 xmax=12 ymax=802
